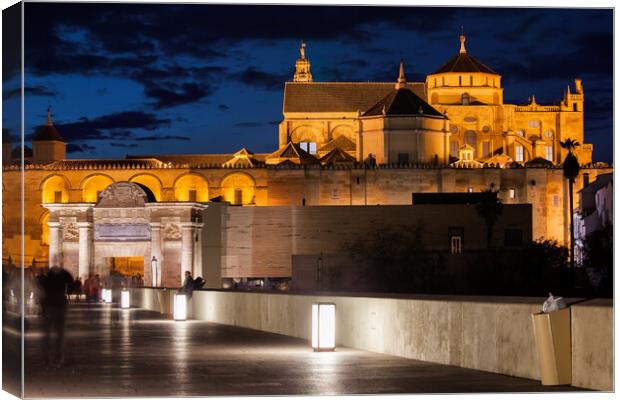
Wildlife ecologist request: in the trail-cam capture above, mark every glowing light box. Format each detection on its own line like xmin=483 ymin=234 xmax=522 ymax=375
xmin=102 ymin=289 xmax=112 ymax=304
xmin=121 ymin=290 xmax=130 ymax=309
xmin=312 ymin=303 xmax=336 ymax=351
xmin=174 ymin=294 xmax=187 ymax=321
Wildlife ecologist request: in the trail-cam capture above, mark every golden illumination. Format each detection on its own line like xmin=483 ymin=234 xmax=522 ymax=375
xmin=82 ymin=174 xmax=114 ymax=203
xmin=41 ymin=175 xmax=70 ymax=203
xmin=174 ymin=173 xmax=209 ymax=202
xmin=129 ymin=174 xmax=162 ymax=201
xmin=221 ymin=173 xmax=255 ymax=205
xmin=40 ymin=212 xmax=50 ymax=245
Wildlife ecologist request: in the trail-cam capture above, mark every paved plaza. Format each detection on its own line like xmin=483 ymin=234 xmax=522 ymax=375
xmin=2 ymin=302 xmax=586 ymax=397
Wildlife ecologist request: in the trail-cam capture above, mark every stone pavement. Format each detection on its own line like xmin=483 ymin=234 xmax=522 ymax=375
xmin=2 ymin=302 xmax=586 ymax=397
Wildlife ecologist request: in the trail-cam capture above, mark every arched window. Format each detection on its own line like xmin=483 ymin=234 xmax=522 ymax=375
xmin=174 ymin=174 xmax=209 ymax=202
xmin=464 ymin=130 xmax=476 ymax=151
xmin=82 ymin=174 xmax=114 ymax=203
xmin=221 ymin=173 xmax=256 ymax=205
xmin=41 ymin=175 xmax=70 ymax=204
xmin=129 ymin=174 xmax=162 ymax=201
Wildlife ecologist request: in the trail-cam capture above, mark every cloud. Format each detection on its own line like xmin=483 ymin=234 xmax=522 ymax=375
xmin=28 ymin=111 xmax=171 ymax=142
xmin=134 ymin=135 xmax=191 ymax=141
xmin=143 ymin=82 xmax=213 ymax=109
xmin=4 ymin=85 xmax=58 ymax=100
xmin=66 ymin=143 xmax=96 ymax=153
xmin=230 ymin=67 xmax=287 ymax=91
xmin=110 ymin=142 xmax=139 ymax=148
xmin=233 ymin=120 xmax=279 ymax=128
xmin=218 ymin=104 xmax=230 ymax=112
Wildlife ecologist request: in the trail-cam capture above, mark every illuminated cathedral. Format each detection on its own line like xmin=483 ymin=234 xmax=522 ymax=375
xmin=2 ymin=35 xmax=610 ymax=286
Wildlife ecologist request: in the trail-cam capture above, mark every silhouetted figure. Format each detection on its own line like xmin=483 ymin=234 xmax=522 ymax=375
xmin=83 ymin=273 xmax=98 ymax=303
xmin=180 ymin=270 xmax=194 ymax=298
xmin=38 ymin=265 xmax=73 ymax=368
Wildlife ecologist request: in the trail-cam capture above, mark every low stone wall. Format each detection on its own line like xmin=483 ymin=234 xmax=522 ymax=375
xmin=131 ymin=289 xmax=612 ymax=391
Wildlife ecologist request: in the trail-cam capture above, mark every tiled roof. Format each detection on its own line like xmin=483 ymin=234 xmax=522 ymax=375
xmin=46 ymin=158 xmax=167 ymax=169
xmin=432 ymin=53 xmax=498 ymax=75
xmin=284 ymin=82 xmax=426 ymax=113
xmin=33 ymin=124 xmax=65 ymax=142
xmin=319 ymin=148 xmax=356 ymax=165
xmin=318 ymin=135 xmax=356 ymax=153
xmin=363 ymin=88 xmax=445 ymax=117
xmin=266 ymin=142 xmax=319 ymax=165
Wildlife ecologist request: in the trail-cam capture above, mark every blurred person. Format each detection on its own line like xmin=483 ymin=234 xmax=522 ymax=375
xmin=180 ymin=270 xmax=194 ymax=298
xmin=38 ymin=265 xmax=73 ymax=368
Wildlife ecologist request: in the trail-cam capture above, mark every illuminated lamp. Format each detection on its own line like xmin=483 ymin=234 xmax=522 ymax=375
xmin=121 ymin=289 xmax=130 ymax=309
xmin=173 ymin=294 xmax=187 ymax=321
xmin=311 ymin=303 xmax=336 ymax=351
xmin=102 ymin=289 xmax=112 ymax=303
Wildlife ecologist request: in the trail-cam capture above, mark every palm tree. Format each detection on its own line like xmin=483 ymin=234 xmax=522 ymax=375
xmin=560 ymin=138 xmax=580 ymax=270
xmin=475 ymin=189 xmax=503 ymax=248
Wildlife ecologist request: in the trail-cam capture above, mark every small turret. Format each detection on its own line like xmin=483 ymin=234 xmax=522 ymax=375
xmin=395 ymin=59 xmax=406 ymax=89
xmin=32 ymin=107 xmax=66 ymax=163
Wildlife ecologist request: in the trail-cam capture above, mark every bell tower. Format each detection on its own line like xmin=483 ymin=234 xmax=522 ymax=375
xmin=293 ymin=41 xmax=313 ymax=82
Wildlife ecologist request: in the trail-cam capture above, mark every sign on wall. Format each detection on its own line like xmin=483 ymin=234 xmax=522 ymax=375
xmin=94 ymin=223 xmax=151 ymax=241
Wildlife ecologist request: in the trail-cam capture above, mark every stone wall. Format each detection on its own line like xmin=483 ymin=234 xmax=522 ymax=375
xmin=132 ymin=289 xmax=613 ymax=391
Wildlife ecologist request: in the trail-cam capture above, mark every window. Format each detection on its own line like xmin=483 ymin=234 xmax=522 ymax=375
xmin=573 ymin=103 xmax=578 ymax=112
xmin=434 ymin=78 xmax=437 ymax=87
xmin=515 ymin=145 xmax=524 ymax=162
xmin=449 ymin=227 xmax=464 ymax=254
xmin=188 ymin=190 xmax=197 ymax=202
xmin=469 ymin=76 xmax=473 ymax=86
xmin=300 ymin=142 xmax=317 ymax=154
xmin=509 ymin=188 xmax=516 ymax=199
xmin=545 ymin=146 xmax=553 ymax=162
xmin=504 ymin=229 xmax=523 ymax=247
xmin=234 ymin=188 xmax=243 ymax=205
xmin=459 ymin=76 xmax=462 ymax=86
xmin=485 ymin=77 xmax=489 ymax=86
xmin=464 ymin=130 xmax=476 ymax=148
xmin=397 ymin=153 xmax=409 ymax=164
xmin=482 ymin=141 xmax=490 ymax=158
xmin=450 ymin=141 xmax=459 ymax=157
xmin=461 ymin=93 xmax=470 ymax=105
xmin=54 ymin=191 xmax=62 ymax=203
xmin=442 ymin=77 xmax=445 ymax=86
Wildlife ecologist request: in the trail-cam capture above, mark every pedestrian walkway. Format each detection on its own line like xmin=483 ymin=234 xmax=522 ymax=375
xmin=3 ymin=303 xmax=585 ymax=397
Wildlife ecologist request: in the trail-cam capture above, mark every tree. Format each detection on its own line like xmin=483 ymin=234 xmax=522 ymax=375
xmin=559 ymin=138 xmax=580 ymax=270
xmin=475 ymin=190 xmax=503 ymax=248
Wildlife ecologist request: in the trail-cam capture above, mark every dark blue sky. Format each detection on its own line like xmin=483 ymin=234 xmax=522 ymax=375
xmin=2 ymin=4 xmax=614 ymax=162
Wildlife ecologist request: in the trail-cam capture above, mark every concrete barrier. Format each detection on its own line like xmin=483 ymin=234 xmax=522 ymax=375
xmin=132 ymin=288 xmax=612 ymax=391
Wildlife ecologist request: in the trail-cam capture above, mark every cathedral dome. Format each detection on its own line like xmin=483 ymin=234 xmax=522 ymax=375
xmin=431 ymin=34 xmax=498 ymax=75
xmin=34 ymin=109 xmax=65 ymax=142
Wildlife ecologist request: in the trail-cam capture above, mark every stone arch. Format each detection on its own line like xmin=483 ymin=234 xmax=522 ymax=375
xmin=128 ymin=173 xmax=163 ymax=201
xmin=330 ymin=124 xmax=354 ymax=140
xmin=41 ymin=174 xmax=71 ymax=203
xmin=173 ymin=173 xmax=210 ymax=202
xmin=81 ymin=173 xmax=115 ymax=203
xmin=290 ymin=125 xmax=324 ymax=143
xmin=220 ymin=172 xmax=256 ymax=205
xmin=39 ymin=211 xmax=49 ymax=245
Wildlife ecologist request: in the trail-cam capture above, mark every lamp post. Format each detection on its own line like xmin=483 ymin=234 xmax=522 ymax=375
xmin=311 ymin=303 xmax=336 ymax=351
xmin=151 ymin=256 xmax=158 ymax=287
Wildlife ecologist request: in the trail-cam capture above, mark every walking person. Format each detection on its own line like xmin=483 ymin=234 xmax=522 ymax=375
xmin=38 ymin=265 xmax=73 ymax=368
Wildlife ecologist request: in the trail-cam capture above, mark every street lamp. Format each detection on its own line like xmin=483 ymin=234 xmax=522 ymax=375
xmin=174 ymin=294 xmax=187 ymax=321
xmin=121 ymin=289 xmax=130 ymax=309
xmin=311 ymin=303 xmax=336 ymax=351
xmin=151 ymin=256 xmax=158 ymax=287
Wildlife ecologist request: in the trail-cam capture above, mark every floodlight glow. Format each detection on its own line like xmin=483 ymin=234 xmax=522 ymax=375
xmin=103 ymin=289 xmax=112 ymax=303
xmin=311 ymin=303 xmax=336 ymax=351
xmin=121 ymin=290 xmax=130 ymax=309
xmin=174 ymin=294 xmax=187 ymax=321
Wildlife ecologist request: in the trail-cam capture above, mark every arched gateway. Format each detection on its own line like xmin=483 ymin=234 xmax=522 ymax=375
xmin=44 ymin=181 xmax=207 ymax=287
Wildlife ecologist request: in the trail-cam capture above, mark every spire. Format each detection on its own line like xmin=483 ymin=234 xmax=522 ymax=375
xmin=46 ymin=106 xmax=53 ymax=126
xmin=459 ymin=29 xmax=467 ymax=54
xmin=395 ymin=59 xmax=406 ymax=89
xmin=293 ymin=40 xmax=313 ymax=82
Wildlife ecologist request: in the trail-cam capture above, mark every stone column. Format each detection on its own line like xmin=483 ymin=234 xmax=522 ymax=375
xmin=48 ymin=222 xmax=62 ymax=268
xmin=77 ymin=222 xmax=92 ymax=279
xmin=181 ymin=225 xmax=194 ymax=284
xmin=150 ymin=223 xmax=163 ymax=287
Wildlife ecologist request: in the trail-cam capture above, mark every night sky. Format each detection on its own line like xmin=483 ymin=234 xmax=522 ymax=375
xmin=2 ymin=4 xmax=614 ymax=162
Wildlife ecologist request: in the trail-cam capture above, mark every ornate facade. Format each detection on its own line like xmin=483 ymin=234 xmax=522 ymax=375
xmin=2 ymin=36 xmax=610 ymax=284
